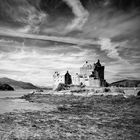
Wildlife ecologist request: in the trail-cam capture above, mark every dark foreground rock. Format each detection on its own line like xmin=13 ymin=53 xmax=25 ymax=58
xmin=0 ymin=83 xmax=14 ymax=91
xmin=0 ymin=94 xmax=140 ymax=140
xmin=137 ymin=91 xmax=140 ymax=96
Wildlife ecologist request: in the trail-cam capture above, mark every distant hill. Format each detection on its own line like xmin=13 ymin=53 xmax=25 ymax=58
xmin=0 ymin=77 xmax=39 ymax=89
xmin=110 ymin=80 xmax=140 ymax=87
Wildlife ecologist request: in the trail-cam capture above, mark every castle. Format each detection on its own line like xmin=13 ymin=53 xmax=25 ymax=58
xmin=53 ymin=60 xmax=107 ymax=89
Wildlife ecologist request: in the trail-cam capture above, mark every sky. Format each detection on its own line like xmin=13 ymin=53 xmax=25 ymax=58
xmin=0 ymin=0 xmax=140 ymax=86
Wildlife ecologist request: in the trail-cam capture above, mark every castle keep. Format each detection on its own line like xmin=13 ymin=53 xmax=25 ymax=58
xmin=53 ymin=60 xmax=106 ymax=88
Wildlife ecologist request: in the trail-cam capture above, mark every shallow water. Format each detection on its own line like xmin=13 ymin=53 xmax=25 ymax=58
xmin=0 ymin=90 xmax=32 ymax=99
xmin=0 ymin=90 xmax=54 ymax=114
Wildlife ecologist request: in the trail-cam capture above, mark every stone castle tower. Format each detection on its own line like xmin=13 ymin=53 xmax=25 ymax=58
xmin=89 ymin=59 xmax=105 ymax=87
xmin=65 ymin=71 xmax=72 ymax=85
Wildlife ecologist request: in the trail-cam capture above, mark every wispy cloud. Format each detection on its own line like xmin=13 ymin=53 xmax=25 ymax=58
xmin=63 ymin=0 xmax=89 ymax=32
xmin=99 ymin=38 xmax=128 ymax=60
xmin=0 ymin=27 xmax=98 ymax=45
xmin=106 ymin=61 xmax=140 ymax=82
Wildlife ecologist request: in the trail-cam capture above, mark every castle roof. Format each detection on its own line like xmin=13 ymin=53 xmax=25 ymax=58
xmin=83 ymin=61 xmax=93 ymax=68
xmin=95 ymin=59 xmax=101 ymax=67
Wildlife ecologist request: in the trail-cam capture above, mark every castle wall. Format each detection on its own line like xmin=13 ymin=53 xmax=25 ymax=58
xmin=85 ymin=79 xmax=90 ymax=86
xmin=79 ymin=77 xmax=85 ymax=85
xmin=53 ymin=74 xmax=65 ymax=89
xmin=89 ymin=78 xmax=100 ymax=87
xmin=80 ymin=67 xmax=93 ymax=76
xmin=98 ymin=66 xmax=104 ymax=80
xmin=72 ymin=75 xmax=80 ymax=85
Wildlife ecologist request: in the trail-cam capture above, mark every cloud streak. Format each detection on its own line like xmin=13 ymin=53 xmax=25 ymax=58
xmin=63 ymin=0 xmax=89 ymax=32
xmin=0 ymin=27 xmax=98 ymax=45
xmin=99 ymin=38 xmax=128 ymax=60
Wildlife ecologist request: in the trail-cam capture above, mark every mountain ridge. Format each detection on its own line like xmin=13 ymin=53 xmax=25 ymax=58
xmin=110 ymin=79 xmax=140 ymax=87
xmin=0 ymin=77 xmax=39 ymax=89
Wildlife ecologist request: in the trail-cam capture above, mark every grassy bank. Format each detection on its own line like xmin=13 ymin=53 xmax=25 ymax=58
xmin=0 ymin=94 xmax=140 ymax=140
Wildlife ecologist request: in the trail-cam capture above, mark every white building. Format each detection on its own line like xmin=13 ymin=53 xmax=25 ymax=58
xmin=53 ymin=60 xmax=106 ymax=88
xmin=53 ymin=72 xmax=64 ymax=89
xmin=80 ymin=61 xmax=94 ymax=76
xmin=72 ymin=73 xmax=80 ymax=85
xmin=72 ymin=61 xmax=102 ymax=87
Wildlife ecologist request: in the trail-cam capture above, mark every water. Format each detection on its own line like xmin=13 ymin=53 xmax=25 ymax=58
xmin=0 ymin=90 xmax=32 ymax=99
xmin=0 ymin=90 xmax=53 ymax=114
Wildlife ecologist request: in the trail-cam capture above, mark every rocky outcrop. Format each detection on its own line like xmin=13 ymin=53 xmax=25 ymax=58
xmin=0 ymin=83 xmax=14 ymax=91
xmin=55 ymin=83 xmax=69 ymax=91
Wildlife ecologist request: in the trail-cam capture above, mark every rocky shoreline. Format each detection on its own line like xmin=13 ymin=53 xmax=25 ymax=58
xmin=0 ymin=93 xmax=140 ymax=140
